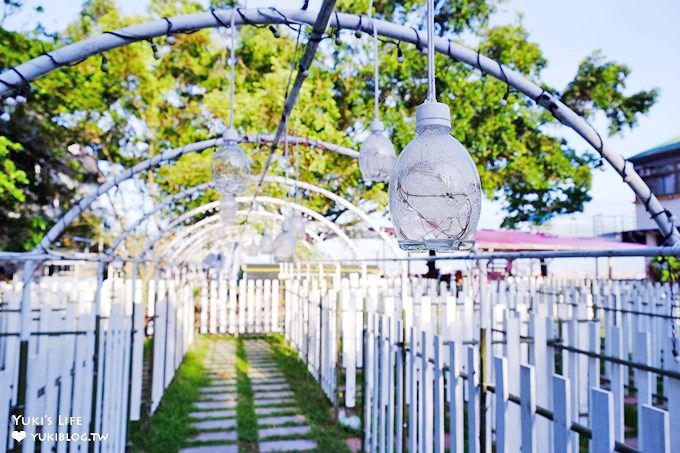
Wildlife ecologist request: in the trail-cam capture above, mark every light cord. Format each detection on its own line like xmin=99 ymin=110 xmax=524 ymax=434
xmin=426 ymin=0 xmax=436 ymax=102
xmin=370 ymin=1 xmax=380 ymax=120
xmin=294 ymin=117 xmax=301 ymax=203
xmin=229 ymin=9 xmax=236 ymax=129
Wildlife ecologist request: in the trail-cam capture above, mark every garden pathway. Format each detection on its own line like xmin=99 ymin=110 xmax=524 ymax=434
xmin=180 ymin=339 xmax=239 ymax=453
xmin=245 ymin=339 xmax=318 ymax=452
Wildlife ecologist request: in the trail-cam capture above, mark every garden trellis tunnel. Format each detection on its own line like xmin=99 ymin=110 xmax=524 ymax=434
xmin=0 ymin=5 xmax=679 ymax=453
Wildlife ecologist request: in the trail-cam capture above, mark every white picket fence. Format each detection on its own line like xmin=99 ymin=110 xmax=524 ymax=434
xmin=0 ymin=264 xmax=195 ymax=453
xmin=278 ymin=263 xmax=680 ymax=453
xmin=196 ymin=274 xmax=281 ymax=335
xmin=2 ymin=260 xmax=679 ymax=452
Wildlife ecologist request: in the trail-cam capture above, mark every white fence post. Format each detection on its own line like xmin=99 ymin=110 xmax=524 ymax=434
xmin=640 ymin=404 xmax=670 ymax=453
xmin=590 ymin=388 xmax=614 ymax=453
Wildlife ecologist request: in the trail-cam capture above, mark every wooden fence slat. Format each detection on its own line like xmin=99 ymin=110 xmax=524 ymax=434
xmin=640 ymin=404 xmax=670 ymax=453
xmin=590 ymin=388 xmax=614 ymax=453
xmin=553 ymin=374 xmax=571 ymax=453
xmin=494 ymin=356 xmax=508 ymax=453
xmin=520 ymin=364 xmax=537 ymax=453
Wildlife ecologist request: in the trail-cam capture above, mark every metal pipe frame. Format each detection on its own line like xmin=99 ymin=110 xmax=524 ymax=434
xmin=31 ymin=133 xmax=356 ymax=254
xmin=106 ymin=181 xmax=363 ymax=259
xmin=138 ymin=196 xmax=359 ymax=263
xmin=0 ymin=7 xmax=676 ymax=245
xmin=165 ymin=213 xmax=326 ymax=264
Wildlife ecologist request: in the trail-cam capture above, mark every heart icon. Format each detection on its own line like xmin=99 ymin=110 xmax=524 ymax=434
xmin=11 ymin=431 xmax=27 ymax=443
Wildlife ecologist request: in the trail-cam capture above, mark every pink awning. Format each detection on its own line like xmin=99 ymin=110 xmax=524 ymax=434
xmin=382 ymin=227 xmax=645 ymax=251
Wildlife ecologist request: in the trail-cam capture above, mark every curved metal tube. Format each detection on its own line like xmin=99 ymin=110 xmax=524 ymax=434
xmin=106 ymin=181 xmax=363 ymax=258
xmin=1 ymin=8 xmax=676 ymax=244
xmin=139 ymin=196 xmax=360 ymax=260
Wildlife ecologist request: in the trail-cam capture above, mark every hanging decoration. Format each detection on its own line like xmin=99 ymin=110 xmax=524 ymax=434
xmin=358 ymin=2 xmax=396 ymax=182
xmin=272 ymin=224 xmax=297 ymax=262
xmin=272 ymin=119 xmax=298 ymax=261
xmin=259 ymin=231 xmax=274 ymax=253
xmin=388 ymin=0 xmax=481 ymax=251
xmin=212 ymin=9 xmax=251 ymax=195
xmin=219 ymin=193 xmax=238 ymax=225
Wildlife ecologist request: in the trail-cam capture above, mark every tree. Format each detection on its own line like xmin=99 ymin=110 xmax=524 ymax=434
xmin=0 ymin=0 xmax=659 ymax=251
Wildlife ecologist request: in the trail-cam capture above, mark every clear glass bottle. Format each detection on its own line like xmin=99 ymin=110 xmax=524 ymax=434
xmin=359 ymin=119 xmax=397 ymax=182
xmin=212 ymin=128 xmax=251 ymax=194
xmin=273 ymin=226 xmax=297 ymax=262
xmin=219 ymin=193 xmax=238 ymax=225
xmin=388 ymin=102 xmax=481 ymax=251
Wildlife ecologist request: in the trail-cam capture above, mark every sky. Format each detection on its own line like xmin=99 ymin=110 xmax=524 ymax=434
xmin=5 ymin=0 xmax=680 ymax=235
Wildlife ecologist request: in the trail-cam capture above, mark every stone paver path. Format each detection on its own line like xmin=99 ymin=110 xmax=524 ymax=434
xmin=180 ymin=339 xmax=239 ymax=453
xmin=245 ymin=339 xmax=317 ymax=452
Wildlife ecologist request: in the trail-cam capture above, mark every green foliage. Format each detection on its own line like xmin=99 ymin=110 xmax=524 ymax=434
xmin=128 ymin=336 xmax=210 ymax=452
xmin=0 ymin=0 xmax=660 ymax=249
xmin=651 ymin=256 xmax=680 ymax=283
xmin=0 ymin=136 xmax=28 ymax=203
xmin=561 ymin=51 xmax=658 ymax=135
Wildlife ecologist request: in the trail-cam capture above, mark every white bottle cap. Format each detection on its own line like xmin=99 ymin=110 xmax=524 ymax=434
xmin=222 ymin=127 xmax=240 ymax=143
xmin=370 ymin=118 xmax=385 ymax=133
xmin=416 ymin=101 xmax=451 ymax=129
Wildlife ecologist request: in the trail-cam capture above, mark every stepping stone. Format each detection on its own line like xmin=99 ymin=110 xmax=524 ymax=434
xmin=255 ymin=406 xmax=298 ymax=415
xmin=259 ymin=439 xmax=317 ymax=452
xmin=250 ymin=373 xmax=285 ymax=378
xmin=209 ymin=379 xmax=237 ymax=386
xmin=180 ymin=445 xmax=239 ymax=453
xmin=194 ymin=401 xmax=237 ymax=410
xmin=250 ymin=377 xmax=287 ymax=382
xmin=252 ymin=383 xmax=290 ymax=391
xmin=199 ymin=394 xmax=238 ymax=402
xmin=192 ymin=418 xmax=237 ymax=430
xmin=254 ymin=398 xmax=295 ymax=407
xmin=200 ymin=386 xmax=236 ymax=393
xmin=258 ymin=414 xmax=306 ymax=426
xmin=256 ymin=391 xmax=293 ymax=399
xmin=189 ymin=409 xmax=236 ymax=419
xmin=259 ymin=425 xmax=311 ymax=438
xmin=188 ymin=430 xmax=237 ymax=442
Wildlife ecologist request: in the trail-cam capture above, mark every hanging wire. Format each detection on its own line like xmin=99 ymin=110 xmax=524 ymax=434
xmin=369 ymin=0 xmax=380 ymax=120
xmin=426 ymin=0 xmax=436 ymax=102
xmin=294 ymin=117 xmax=302 ymax=203
xmin=229 ymin=9 xmax=236 ymax=130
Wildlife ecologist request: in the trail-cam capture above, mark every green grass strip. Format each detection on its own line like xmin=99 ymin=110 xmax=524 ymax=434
xmin=267 ymin=334 xmax=353 ymax=452
xmin=128 ymin=336 xmax=209 ymax=453
xmin=236 ymin=336 xmax=258 ymax=452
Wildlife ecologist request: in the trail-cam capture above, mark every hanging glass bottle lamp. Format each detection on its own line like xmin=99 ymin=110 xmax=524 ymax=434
xmin=358 ymin=7 xmax=396 ymax=182
xmin=212 ymin=10 xmax=251 ymax=195
xmin=388 ymin=0 xmax=481 ymax=251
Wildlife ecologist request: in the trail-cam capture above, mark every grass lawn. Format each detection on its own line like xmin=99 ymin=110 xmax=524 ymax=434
xmin=236 ymin=336 xmax=258 ymax=452
xmin=128 ymin=335 xmax=209 ymax=452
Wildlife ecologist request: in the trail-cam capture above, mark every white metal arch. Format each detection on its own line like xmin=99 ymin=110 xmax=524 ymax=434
xmin=0 ymin=7 xmax=676 ymax=244
xmin=139 ymin=195 xmax=360 ymax=260
xmin=166 ymin=212 xmax=330 ymax=264
xmin=108 ymin=181 xmax=366 ymax=259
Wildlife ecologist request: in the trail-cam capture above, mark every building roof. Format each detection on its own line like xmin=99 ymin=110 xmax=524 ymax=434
xmin=383 ymin=227 xmax=645 ymax=251
xmin=475 ymin=229 xmax=645 ymax=251
xmin=629 ymin=135 xmax=680 ymax=163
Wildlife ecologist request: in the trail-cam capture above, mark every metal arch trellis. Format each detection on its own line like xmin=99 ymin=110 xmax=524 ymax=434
xmin=0 ymin=8 xmax=677 ymax=246
xmin=4 ymin=7 xmax=680 ymax=445
xmin=135 ymin=195 xmax=361 ymax=261
xmin=33 ymin=133 xmax=357 ymax=255
xmin=158 ymin=212 xmax=331 ymax=264
xmin=104 ymin=181 xmax=365 ymax=259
